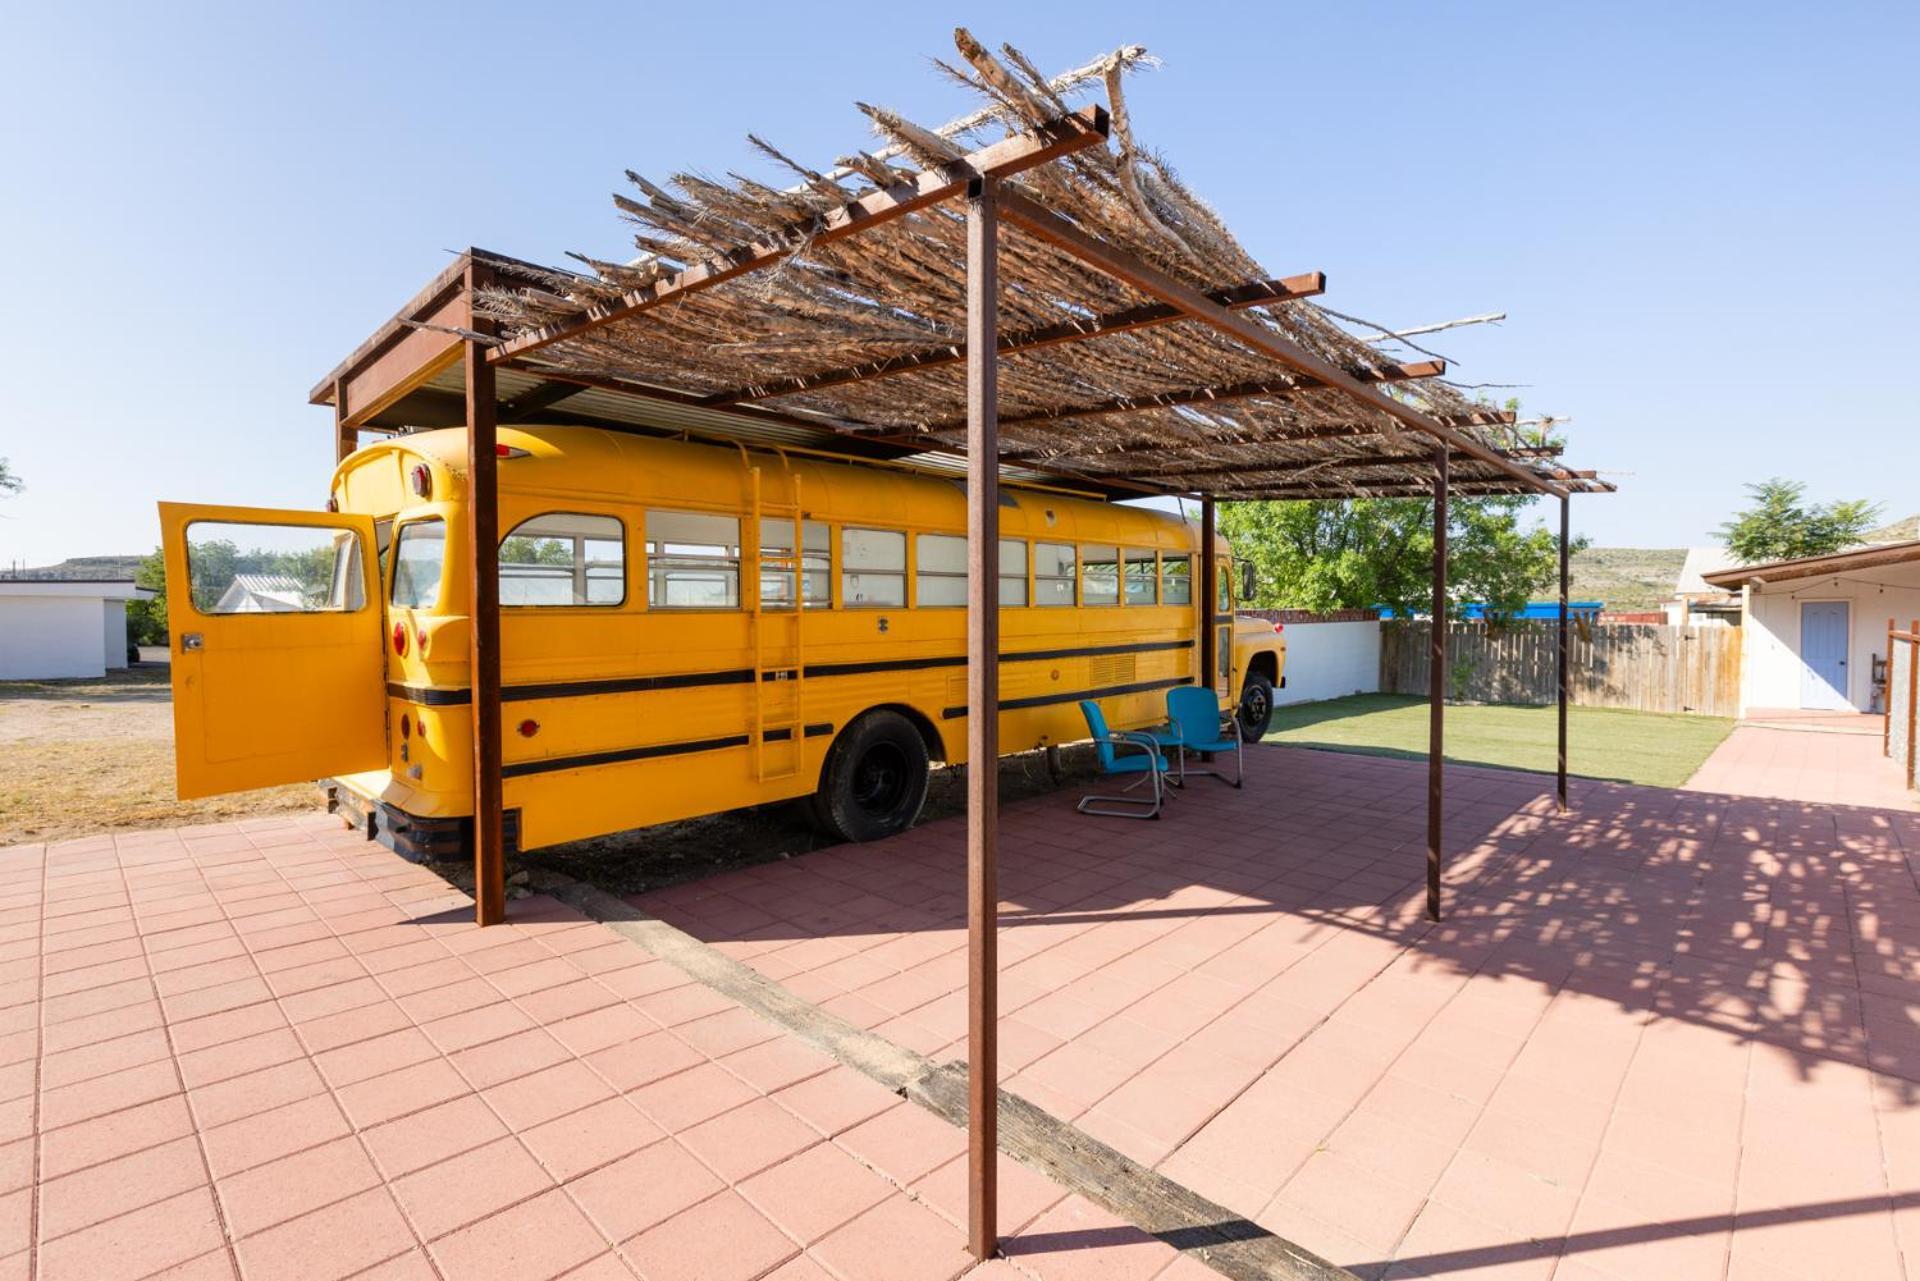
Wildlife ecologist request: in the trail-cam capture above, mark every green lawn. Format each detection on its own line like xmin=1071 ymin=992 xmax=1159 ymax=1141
xmin=1263 ymin=694 xmax=1735 ymax=789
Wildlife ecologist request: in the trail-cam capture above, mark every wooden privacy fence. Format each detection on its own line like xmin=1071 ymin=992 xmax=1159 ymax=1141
xmin=1888 ymin=620 xmax=1918 ymax=792
xmin=1382 ymin=620 xmax=1744 ymax=716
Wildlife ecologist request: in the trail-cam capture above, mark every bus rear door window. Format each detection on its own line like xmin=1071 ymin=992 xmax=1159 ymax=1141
xmin=647 ymin=510 xmax=741 ymax=608
xmin=390 ymin=519 xmax=447 ymax=611
xmin=843 ymin=527 xmax=905 ymax=607
xmin=186 ymin=520 xmax=368 ymax=615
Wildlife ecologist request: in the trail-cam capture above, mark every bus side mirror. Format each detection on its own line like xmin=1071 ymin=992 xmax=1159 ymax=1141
xmin=1240 ymin=562 xmax=1257 ymax=602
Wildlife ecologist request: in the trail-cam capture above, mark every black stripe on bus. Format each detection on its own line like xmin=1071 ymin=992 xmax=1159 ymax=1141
xmin=386 ymin=638 xmax=1196 ymax=708
xmin=940 ymin=675 xmax=1194 ymax=720
xmin=501 ymin=721 xmax=833 ymax=779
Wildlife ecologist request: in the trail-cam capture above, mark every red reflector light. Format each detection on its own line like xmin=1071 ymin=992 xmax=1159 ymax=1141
xmin=399 ymin=713 xmax=411 ymax=740
xmin=415 ymin=625 xmax=429 ymax=657
xmin=392 ymin=623 xmax=408 ymax=656
xmin=1272 ymin=621 xmax=1286 ymax=634
xmin=409 ymin=464 xmax=432 ymax=498
xmin=517 ymin=719 xmax=540 ymax=738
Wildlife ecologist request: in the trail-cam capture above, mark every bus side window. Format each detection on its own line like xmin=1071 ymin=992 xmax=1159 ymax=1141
xmin=999 ymin=539 xmax=1028 ymax=606
xmin=1217 ymin=563 xmax=1233 ymax=613
xmin=647 ymin=510 xmax=741 ymax=609
xmin=1083 ymin=545 xmax=1119 ymax=606
xmin=843 ymin=527 xmax=905 ymax=607
xmin=1035 ymin=542 xmax=1076 ymax=606
xmin=391 ymin=519 xmax=447 ymax=611
xmin=1124 ymin=549 xmax=1156 ymax=606
xmin=1161 ymin=553 xmax=1191 ymax=604
xmin=761 ymin=518 xmax=830 ymax=609
xmin=500 ymin=512 xmax=625 ymax=607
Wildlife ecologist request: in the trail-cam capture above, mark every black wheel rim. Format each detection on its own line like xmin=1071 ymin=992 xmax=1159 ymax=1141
xmin=1241 ymin=684 xmax=1269 ymax=730
xmin=850 ymin=742 xmax=910 ymax=815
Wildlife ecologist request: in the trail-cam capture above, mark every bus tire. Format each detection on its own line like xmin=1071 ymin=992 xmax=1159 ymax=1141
xmin=814 ymin=710 xmax=931 ymax=843
xmin=1236 ymin=672 xmax=1275 ymax=743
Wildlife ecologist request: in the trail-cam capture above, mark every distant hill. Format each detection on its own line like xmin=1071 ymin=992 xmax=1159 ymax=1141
xmin=1868 ymin=514 xmax=1920 ymax=543
xmin=0 ymin=554 xmax=145 ymax=582
xmin=1569 ymin=546 xmax=1687 ymax=612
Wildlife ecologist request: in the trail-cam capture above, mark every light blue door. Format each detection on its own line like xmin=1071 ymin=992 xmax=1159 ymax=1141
xmin=1799 ymin=601 xmax=1850 ymax=709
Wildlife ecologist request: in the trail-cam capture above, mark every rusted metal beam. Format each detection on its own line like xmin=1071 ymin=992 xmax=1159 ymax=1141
xmin=993 ymin=188 xmax=1567 ymax=499
xmin=698 ymin=272 xmax=1328 ymax=406
xmin=1200 ymin=497 xmax=1218 ymax=696
xmin=466 ymin=266 xmax=506 ymax=927
xmin=914 ymin=361 xmax=1446 ymax=436
xmin=1558 ymin=494 xmax=1571 ymax=812
xmin=1428 ymin=446 xmax=1448 ymax=923
xmin=498 ymin=381 xmax=586 ymax=423
xmin=490 ymin=106 xmax=1110 ymax=364
xmin=964 ymin=176 xmax=999 ymax=1264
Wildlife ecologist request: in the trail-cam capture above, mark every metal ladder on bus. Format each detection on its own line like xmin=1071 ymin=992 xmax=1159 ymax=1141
xmin=748 ymin=458 xmax=806 ymax=783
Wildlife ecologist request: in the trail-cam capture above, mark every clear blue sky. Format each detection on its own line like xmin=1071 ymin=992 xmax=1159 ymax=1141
xmin=2 ymin=1 xmax=1914 ymax=568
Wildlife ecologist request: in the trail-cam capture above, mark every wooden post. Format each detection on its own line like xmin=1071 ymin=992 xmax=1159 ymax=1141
xmin=964 ymin=175 xmax=999 ymax=1262
xmin=1200 ymin=497 xmax=1218 ymax=693
xmin=333 ymin=378 xmax=356 ymax=463
xmin=1908 ymin=620 xmax=1918 ymax=790
xmin=1557 ymin=494 xmax=1570 ymax=811
xmin=1427 ymin=444 xmax=1448 ymax=922
xmin=465 ymin=272 xmax=506 ymax=927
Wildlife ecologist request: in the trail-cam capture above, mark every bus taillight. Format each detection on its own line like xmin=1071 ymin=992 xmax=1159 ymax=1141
xmin=409 ymin=464 xmax=432 ymax=499
xmin=392 ymin=622 xmax=408 ymax=656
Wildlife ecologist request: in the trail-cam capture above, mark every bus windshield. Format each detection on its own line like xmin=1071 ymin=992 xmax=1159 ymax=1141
xmin=391 ymin=519 xmax=446 ymax=610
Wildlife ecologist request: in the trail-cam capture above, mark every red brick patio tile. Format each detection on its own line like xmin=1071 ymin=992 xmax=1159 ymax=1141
xmin=681 ymin=1096 xmax=822 ymax=1182
xmin=215 ymin=1134 xmax=382 ymax=1237
xmin=627 ymin=1060 xmax=759 ymax=1132
xmin=835 ymin=1100 xmax=967 ymax=1186
xmin=177 ymin=1026 xmax=307 ymax=1089
xmin=426 ymin=1188 xmax=609 ymax=1281
xmin=361 ymin=1093 xmax=509 ymax=1180
xmin=200 ymin=1092 xmax=353 ymax=1179
xmin=1000 ymin=1195 xmax=1174 ymax=1281
xmin=36 ymin=1133 xmax=207 ymax=1242
xmin=334 ymin=1058 xmax=470 ymax=1128
xmin=520 ymin=1096 xmax=663 ymax=1182
xmin=621 ymin=1190 xmax=799 ymax=1281
xmin=40 ymin=1057 xmax=180 ymax=1129
xmin=738 ymin=1140 xmax=891 ymax=1244
xmin=483 ymin=1059 xmax=616 ymax=1131
xmin=771 ymin=1064 xmax=899 ymax=1137
xmin=36 ymin=1184 xmax=225 ymax=1281
xmin=392 ymin=1135 xmax=554 ymax=1240
xmin=232 ymin=1186 xmax=416 ymax=1281
xmin=569 ymin=1138 xmax=724 ymax=1242
xmin=584 ymin=1029 xmax=706 ymax=1092
xmin=812 ymin=1194 xmax=974 ymax=1281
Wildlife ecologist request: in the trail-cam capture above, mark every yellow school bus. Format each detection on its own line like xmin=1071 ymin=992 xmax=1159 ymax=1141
xmin=159 ymin=425 xmax=1285 ymax=858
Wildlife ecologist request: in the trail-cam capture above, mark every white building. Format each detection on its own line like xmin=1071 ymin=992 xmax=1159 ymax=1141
xmin=1704 ymin=540 xmax=1920 ymax=715
xmin=0 ymin=579 xmax=155 ymax=680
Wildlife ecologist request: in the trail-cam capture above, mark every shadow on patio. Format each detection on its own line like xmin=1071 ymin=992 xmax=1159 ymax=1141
xmin=624 ymin=743 xmax=1920 ymax=1277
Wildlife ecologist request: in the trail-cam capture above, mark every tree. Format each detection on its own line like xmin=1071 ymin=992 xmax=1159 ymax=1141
xmin=129 ymin=547 xmax=169 ymax=645
xmin=1220 ymin=494 xmax=1580 ymax=620
xmin=0 ymin=458 xmax=20 ymax=495
xmin=1718 ymin=478 xmax=1880 ymax=564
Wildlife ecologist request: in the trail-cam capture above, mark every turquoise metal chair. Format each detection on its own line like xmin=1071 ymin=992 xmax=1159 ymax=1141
xmin=1076 ymin=700 xmax=1170 ymax=819
xmin=1150 ymin=685 xmax=1245 ymax=789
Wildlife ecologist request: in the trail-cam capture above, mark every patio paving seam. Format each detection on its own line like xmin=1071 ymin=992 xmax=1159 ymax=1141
xmin=535 ymin=869 xmax=1358 ymax=1281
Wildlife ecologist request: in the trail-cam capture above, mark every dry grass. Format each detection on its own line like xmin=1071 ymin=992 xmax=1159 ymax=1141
xmin=0 ymin=666 xmax=321 ymax=847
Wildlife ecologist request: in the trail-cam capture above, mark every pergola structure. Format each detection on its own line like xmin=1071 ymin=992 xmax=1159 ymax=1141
xmin=312 ymin=32 xmax=1610 ymax=1261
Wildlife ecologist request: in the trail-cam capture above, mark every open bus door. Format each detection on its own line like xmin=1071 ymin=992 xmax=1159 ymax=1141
xmin=159 ymin=502 xmax=388 ymax=799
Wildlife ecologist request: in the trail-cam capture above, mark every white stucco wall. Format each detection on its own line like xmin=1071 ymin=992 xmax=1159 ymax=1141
xmin=0 ymin=596 xmax=108 ymax=679
xmin=1273 ymin=619 xmax=1381 ymax=706
xmin=102 ymin=600 xmax=129 ymax=669
xmin=0 ymin=582 xmax=151 ymax=680
xmin=1739 ymin=559 xmax=1920 ymax=714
